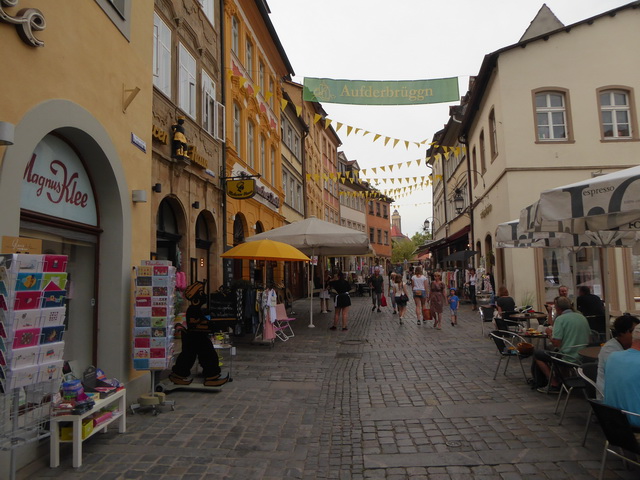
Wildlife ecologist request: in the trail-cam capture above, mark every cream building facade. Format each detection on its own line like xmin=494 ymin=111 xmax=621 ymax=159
xmin=456 ymin=4 xmax=640 ymax=312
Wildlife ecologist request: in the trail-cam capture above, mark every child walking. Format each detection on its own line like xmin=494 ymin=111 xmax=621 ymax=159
xmin=449 ymin=288 xmax=459 ymax=326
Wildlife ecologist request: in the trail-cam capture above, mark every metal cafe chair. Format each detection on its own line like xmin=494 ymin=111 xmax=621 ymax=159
xmin=588 ymin=399 xmax=640 ymax=480
xmin=549 ymin=353 xmax=587 ymax=425
xmin=488 ymin=330 xmax=532 ymax=383
xmin=479 ymin=305 xmax=496 ymax=336
xmin=577 ymin=363 xmax=602 ymax=446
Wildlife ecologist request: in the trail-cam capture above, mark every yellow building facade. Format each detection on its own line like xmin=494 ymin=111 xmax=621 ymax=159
xmin=222 ymin=1 xmax=293 ymax=266
xmin=0 ymin=0 xmax=153 ymax=472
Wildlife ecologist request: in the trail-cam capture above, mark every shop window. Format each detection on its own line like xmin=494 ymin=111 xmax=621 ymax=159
xmin=599 ymin=89 xmax=634 ymax=139
xmin=198 ymin=0 xmax=214 ymax=25
xmin=231 ymin=16 xmax=239 ymax=55
xmin=178 ymin=43 xmax=197 ymax=118
xmin=153 ymin=13 xmax=171 ymax=97
xmin=534 ymin=89 xmax=572 ymax=142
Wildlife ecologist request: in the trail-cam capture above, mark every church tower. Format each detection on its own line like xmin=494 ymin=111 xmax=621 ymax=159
xmin=391 ymin=209 xmax=401 ymax=233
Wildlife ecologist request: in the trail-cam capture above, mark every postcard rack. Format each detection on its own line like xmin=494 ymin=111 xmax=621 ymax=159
xmin=0 ymin=253 xmax=68 ymax=480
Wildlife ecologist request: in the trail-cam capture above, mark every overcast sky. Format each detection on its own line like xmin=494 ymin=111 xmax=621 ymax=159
xmin=267 ymin=0 xmax=632 ymax=238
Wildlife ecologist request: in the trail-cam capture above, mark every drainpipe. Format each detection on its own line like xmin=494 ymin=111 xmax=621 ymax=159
xmin=220 ymin=0 xmax=227 ymax=253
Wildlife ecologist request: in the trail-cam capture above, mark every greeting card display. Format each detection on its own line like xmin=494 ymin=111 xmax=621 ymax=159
xmin=132 ymin=260 xmax=176 ymax=371
xmin=0 ymin=253 xmax=67 ymax=392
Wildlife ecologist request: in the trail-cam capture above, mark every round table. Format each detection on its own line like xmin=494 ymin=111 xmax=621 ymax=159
xmin=578 ymin=345 xmax=602 ymax=360
xmin=510 ymin=312 xmax=548 ymax=329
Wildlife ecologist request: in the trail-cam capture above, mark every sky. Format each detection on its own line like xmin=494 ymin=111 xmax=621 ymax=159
xmin=267 ymin=0 xmax=632 ymax=238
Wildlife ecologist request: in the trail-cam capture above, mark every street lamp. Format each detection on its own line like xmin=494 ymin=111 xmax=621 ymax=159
xmin=423 ymin=217 xmax=436 ymax=236
xmin=452 ymin=188 xmax=465 ymax=214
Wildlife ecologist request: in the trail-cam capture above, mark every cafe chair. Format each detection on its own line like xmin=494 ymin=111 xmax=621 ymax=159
xmin=489 ymin=330 xmax=532 ymax=383
xmin=588 ymin=399 xmax=640 ymax=480
xmin=274 ymin=303 xmax=296 ymax=339
xmin=494 ymin=315 xmax=520 ymax=332
xmin=480 ymin=305 xmax=496 ymax=336
xmin=578 ymin=363 xmax=602 ymax=446
xmin=549 ymin=354 xmax=586 ymax=425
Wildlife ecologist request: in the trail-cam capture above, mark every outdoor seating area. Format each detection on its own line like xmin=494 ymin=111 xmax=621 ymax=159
xmin=481 ymin=303 xmax=640 ymax=478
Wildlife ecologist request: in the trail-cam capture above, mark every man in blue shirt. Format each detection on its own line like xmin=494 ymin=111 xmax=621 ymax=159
xmin=604 ymin=324 xmax=640 ymax=427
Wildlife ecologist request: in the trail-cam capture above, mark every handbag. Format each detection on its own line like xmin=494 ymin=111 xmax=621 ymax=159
xmin=400 ymin=294 xmax=409 ymax=302
xmin=423 ymin=307 xmax=432 ymax=320
xmin=380 ymin=294 xmax=387 ymax=307
xmin=516 ymin=342 xmax=535 ymax=356
xmin=413 ymin=289 xmax=423 ymax=297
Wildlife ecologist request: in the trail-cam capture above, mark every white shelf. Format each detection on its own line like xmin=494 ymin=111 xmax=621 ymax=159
xmin=49 ymin=388 xmax=126 ymax=468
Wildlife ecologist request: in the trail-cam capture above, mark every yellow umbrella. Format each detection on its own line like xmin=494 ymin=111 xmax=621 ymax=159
xmin=220 ymin=239 xmax=310 ymax=262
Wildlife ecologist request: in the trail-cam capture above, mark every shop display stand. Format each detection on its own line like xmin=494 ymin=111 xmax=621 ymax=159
xmin=130 ymin=261 xmax=177 ymax=414
xmin=0 ymin=253 xmax=68 ymax=480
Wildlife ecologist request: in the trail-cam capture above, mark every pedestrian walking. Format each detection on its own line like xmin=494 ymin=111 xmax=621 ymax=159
xmin=430 ymin=271 xmax=446 ymax=329
xmin=328 ymin=272 xmax=351 ymax=331
xmin=369 ymin=267 xmax=384 ymax=312
xmin=466 ymin=267 xmax=477 ymax=311
xmin=411 ymin=266 xmax=429 ymax=325
xmin=393 ymin=273 xmax=410 ymax=325
xmin=388 ymin=273 xmax=398 ymax=314
xmin=449 ymin=288 xmax=459 ymax=326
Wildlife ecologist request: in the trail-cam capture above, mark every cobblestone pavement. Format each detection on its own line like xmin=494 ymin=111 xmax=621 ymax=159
xmin=22 ymin=290 xmax=639 ymax=479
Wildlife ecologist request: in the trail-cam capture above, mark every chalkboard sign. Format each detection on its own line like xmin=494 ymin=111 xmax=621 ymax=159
xmin=209 ymin=291 xmax=236 ymax=320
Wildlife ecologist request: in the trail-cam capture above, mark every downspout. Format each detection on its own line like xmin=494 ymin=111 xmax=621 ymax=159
xmin=220 ymin=0 xmax=228 ymax=263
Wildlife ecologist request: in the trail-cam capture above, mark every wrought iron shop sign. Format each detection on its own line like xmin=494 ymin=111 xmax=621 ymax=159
xmin=226 ymin=179 xmax=256 ymax=200
xmin=0 ymin=0 xmax=46 ymax=47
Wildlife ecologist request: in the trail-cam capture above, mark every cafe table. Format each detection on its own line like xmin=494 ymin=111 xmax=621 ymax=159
xmin=578 ymin=345 xmax=602 ymax=361
xmin=510 ymin=312 xmax=548 ymax=329
xmin=521 ymin=330 xmax=548 ymax=349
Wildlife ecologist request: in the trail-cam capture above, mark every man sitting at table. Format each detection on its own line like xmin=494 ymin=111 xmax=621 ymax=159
xmin=576 ymin=285 xmax=606 ymax=334
xmin=597 ymin=314 xmax=640 ymax=399
xmin=533 ymin=296 xmax=591 ymax=393
xmin=604 ymin=323 xmax=640 ymax=427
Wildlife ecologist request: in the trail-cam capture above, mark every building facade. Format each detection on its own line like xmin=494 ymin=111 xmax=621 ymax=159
xmin=1 ymin=0 xmax=154 ymax=472
xmin=223 ymin=0 xmax=294 ymax=283
xmin=441 ymin=4 xmax=640 ymax=311
xmin=152 ymin=0 xmax=225 ymax=290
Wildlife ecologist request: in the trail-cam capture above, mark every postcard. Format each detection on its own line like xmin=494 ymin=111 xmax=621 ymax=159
xmin=41 ymin=325 xmax=65 ymax=344
xmin=10 ymin=345 xmax=39 ymax=368
xmin=40 ymin=307 xmax=66 ymax=327
xmin=42 ymin=272 xmax=68 ymax=290
xmin=134 ymin=337 xmax=150 ymax=348
xmin=12 ymin=328 xmax=41 ymax=349
xmin=13 ymin=291 xmax=42 ymax=310
xmin=15 ymin=273 xmax=42 ymax=291
xmin=38 ymin=342 xmax=64 ymax=362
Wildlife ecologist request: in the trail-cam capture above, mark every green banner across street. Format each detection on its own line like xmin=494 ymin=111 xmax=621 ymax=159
xmin=303 ymin=77 xmax=459 ymax=106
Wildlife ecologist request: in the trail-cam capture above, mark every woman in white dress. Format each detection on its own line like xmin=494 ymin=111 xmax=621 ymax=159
xmin=411 ymin=266 xmax=429 ymax=325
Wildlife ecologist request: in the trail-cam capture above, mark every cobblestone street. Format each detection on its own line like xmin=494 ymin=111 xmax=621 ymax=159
xmin=23 ymin=293 xmax=638 ymax=479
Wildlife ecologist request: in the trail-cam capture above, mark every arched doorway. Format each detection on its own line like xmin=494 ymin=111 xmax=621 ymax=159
xmin=194 ymin=212 xmax=214 ymax=287
xmin=156 ymin=198 xmax=183 ymax=268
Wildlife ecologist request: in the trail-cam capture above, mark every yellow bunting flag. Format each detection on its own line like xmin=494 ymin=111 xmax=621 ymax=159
xmin=405 ymin=141 xmax=410 ymax=150
xmin=416 ymin=160 xmax=422 ymax=167
xmin=393 ymin=139 xmax=400 ymax=148
xmin=380 ymin=166 xmax=386 ymax=172
xmin=384 ymin=137 xmax=391 ymax=146
xmin=372 ymin=168 xmax=377 ymax=174
xmin=239 ymin=77 xmax=247 ymax=87
xmin=363 ymin=131 xmax=370 ymax=136
xmin=373 ymin=134 xmax=381 ymax=142
xmin=296 ymin=105 xmax=302 ymax=117
xmin=355 ymin=128 xmax=362 ymax=134
xmin=362 ymin=169 xmax=367 ymax=175
xmin=336 ymin=122 xmax=343 ymax=131
xmin=324 ymin=118 xmax=332 ymax=128
xmin=280 ymin=99 xmax=288 ymax=111
xmin=346 ymin=126 xmax=353 ymax=136
xmin=265 ymin=91 xmax=273 ymax=102
xmin=314 ymin=114 xmax=322 ymax=124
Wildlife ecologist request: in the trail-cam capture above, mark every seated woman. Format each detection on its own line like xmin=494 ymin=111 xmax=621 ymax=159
xmin=495 ymin=286 xmax=516 ymax=316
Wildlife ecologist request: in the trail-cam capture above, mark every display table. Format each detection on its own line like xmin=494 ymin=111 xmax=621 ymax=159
xmin=49 ymin=388 xmax=126 ymax=468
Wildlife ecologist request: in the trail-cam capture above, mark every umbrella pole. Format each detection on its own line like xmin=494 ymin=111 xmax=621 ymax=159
xmin=309 ymin=259 xmax=315 ymax=328
xmin=603 ymin=248 xmax=612 ymax=341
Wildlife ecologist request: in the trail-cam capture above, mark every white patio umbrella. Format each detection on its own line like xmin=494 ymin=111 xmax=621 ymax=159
xmin=246 ymin=216 xmax=371 ymax=327
xmin=519 ymin=166 xmax=640 ymax=338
